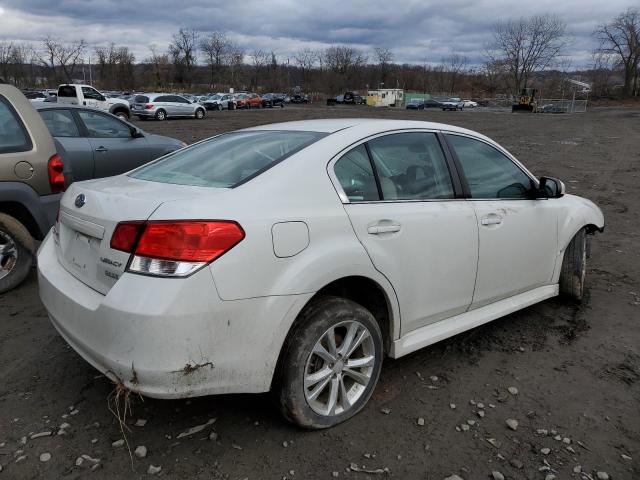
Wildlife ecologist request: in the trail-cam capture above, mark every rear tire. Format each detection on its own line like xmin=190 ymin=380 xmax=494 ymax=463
xmin=276 ymin=296 xmax=383 ymax=429
xmin=559 ymin=228 xmax=587 ymax=301
xmin=155 ymin=109 xmax=166 ymax=121
xmin=0 ymin=213 xmax=34 ymax=294
xmin=114 ymin=110 xmax=129 ymax=120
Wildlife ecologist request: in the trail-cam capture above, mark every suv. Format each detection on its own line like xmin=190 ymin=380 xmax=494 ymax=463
xmin=0 ymin=84 xmax=66 ymax=293
xmin=131 ymin=93 xmax=206 ymax=121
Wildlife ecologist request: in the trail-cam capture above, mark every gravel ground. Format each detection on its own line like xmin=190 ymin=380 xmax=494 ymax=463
xmin=1 ymin=104 xmax=639 ymax=479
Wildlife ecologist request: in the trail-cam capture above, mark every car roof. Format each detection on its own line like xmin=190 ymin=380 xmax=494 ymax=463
xmin=245 ymin=118 xmax=485 ymax=137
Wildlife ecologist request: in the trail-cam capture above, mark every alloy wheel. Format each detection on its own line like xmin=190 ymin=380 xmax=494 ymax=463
xmin=303 ymin=320 xmax=376 ymax=416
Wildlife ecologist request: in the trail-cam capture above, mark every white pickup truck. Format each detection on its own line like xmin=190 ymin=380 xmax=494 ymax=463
xmin=57 ymin=84 xmax=131 ymax=120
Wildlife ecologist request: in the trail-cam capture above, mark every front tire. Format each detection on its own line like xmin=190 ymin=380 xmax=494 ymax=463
xmin=195 ymin=108 xmax=205 ymax=119
xmin=277 ymin=296 xmax=383 ymax=429
xmin=0 ymin=213 xmax=34 ymax=294
xmin=559 ymin=228 xmax=587 ymax=301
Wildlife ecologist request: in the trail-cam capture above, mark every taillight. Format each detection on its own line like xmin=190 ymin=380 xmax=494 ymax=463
xmin=145 ymin=103 xmax=154 ymax=110
xmin=110 ymin=221 xmax=144 ymax=252
xmin=47 ymin=154 xmax=65 ymax=193
xmin=111 ymin=220 xmax=244 ymax=277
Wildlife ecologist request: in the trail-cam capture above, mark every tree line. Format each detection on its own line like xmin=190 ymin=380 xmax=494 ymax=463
xmin=0 ymin=8 xmax=638 ymax=98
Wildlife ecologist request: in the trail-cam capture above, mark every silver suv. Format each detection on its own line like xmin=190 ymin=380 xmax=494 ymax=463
xmin=131 ymin=93 xmax=206 ymax=121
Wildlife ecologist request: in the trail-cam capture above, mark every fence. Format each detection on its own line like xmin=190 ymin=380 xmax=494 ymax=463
xmin=536 ymin=99 xmax=588 ymax=113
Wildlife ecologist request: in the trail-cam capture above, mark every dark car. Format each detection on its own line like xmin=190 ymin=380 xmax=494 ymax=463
xmin=261 ymin=93 xmax=285 ymax=108
xmin=290 ymin=93 xmax=309 ymax=104
xmin=406 ymin=99 xmax=425 ymax=110
xmin=424 ymin=99 xmax=443 ymax=108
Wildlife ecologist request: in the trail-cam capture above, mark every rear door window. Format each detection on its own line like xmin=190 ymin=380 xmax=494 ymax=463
xmin=0 ymin=95 xmax=32 ymax=153
xmin=367 ymin=132 xmax=454 ymax=200
xmin=39 ymin=109 xmax=80 ymax=137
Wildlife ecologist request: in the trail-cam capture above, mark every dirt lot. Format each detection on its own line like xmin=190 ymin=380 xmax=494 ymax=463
xmin=1 ymin=104 xmax=639 ymax=480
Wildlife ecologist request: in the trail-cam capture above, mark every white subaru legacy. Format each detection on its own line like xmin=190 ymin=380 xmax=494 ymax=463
xmin=38 ymin=119 xmax=603 ymax=428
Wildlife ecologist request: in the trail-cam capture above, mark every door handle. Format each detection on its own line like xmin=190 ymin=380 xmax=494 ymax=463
xmin=94 ymin=146 xmax=108 ymax=153
xmin=368 ymin=224 xmax=401 ymax=234
xmin=480 ymin=216 xmax=503 ymax=226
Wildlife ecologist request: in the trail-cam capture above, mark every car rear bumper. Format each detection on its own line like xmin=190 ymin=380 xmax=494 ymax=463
xmin=37 ymin=233 xmax=312 ymax=398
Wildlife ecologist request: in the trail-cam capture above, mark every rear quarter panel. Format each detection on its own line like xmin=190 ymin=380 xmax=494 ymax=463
xmin=0 ymin=85 xmax=57 ymax=195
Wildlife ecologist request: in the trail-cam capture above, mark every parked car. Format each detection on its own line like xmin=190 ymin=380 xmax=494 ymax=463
xmin=0 ymin=83 xmax=64 ymax=293
xmin=37 ymin=118 xmax=604 ymax=428
xmin=290 ymin=93 xmax=309 ymax=103
xmin=441 ymin=98 xmax=463 ymax=111
xmin=406 ymin=99 xmax=425 ymax=110
xmin=57 ymin=84 xmax=131 ymax=120
xmin=233 ymin=93 xmax=249 ymax=109
xmin=35 ymin=104 xmax=185 ymax=183
xmin=423 ymin=99 xmax=443 ymax=108
xmin=202 ymin=93 xmax=237 ymax=111
xmin=23 ymin=90 xmax=49 ymax=102
xmin=461 ymin=100 xmax=478 ymax=108
xmin=245 ymin=93 xmax=262 ymax=108
xmin=131 ymin=93 xmax=206 ymax=121
xmin=261 ymin=93 xmax=285 ymax=108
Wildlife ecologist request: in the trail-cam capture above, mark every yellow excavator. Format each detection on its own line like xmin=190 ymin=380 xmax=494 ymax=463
xmin=512 ymin=88 xmax=537 ymax=112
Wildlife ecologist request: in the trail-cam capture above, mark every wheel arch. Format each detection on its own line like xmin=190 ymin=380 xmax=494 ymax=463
xmin=270 ymin=274 xmax=399 ymax=390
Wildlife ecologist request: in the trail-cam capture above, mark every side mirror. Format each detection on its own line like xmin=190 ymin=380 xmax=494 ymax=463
xmin=130 ymin=128 xmax=144 ymax=139
xmin=538 ymin=176 xmax=565 ymax=199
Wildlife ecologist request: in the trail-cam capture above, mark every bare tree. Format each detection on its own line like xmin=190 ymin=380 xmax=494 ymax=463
xmin=37 ymin=36 xmax=86 ymax=83
xmin=488 ymin=14 xmax=567 ymax=94
xmin=442 ymin=53 xmax=468 ymax=94
xmin=146 ymin=44 xmax=171 ymax=88
xmin=293 ymin=48 xmax=317 ymax=85
xmin=169 ymin=28 xmax=198 ymax=85
xmin=200 ymin=31 xmax=229 ymax=88
xmin=374 ymin=47 xmax=394 ymax=85
xmin=595 ymin=8 xmax=640 ymax=96
xmin=226 ymin=42 xmax=245 ymax=87
xmin=250 ymin=49 xmax=269 ymax=89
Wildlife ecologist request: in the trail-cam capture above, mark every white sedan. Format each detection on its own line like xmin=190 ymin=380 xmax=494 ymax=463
xmin=461 ymin=99 xmax=478 ymax=108
xmin=38 ymin=119 xmax=604 ymax=428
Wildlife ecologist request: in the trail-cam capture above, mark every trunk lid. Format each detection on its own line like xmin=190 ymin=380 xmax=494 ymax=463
xmin=56 ymin=175 xmax=226 ymax=295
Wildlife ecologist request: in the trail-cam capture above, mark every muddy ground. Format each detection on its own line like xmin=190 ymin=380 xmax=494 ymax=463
xmin=1 ymin=104 xmax=639 ymax=479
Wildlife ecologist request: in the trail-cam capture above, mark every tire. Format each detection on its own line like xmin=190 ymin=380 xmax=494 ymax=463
xmin=195 ymin=108 xmax=205 ymax=119
xmin=216 ymin=104 xmax=223 ymax=111
xmin=229 ymin=102 xmax=236 ymax=110
xmin=0 ymin=213 xmax=35 ymax=294
xmin=559 ymin=228 xmax=587 ymax=301
xmin=155 ymin=109 xmax=166 ymax=121
xmin=277 ymin=296 xmax=383 ymax=429
xmin=114 ymin=110 xmax=129 ymax=120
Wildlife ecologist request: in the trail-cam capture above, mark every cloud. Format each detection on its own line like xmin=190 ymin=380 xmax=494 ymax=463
xmin=0 ymin=0 xmax=637 ymax=67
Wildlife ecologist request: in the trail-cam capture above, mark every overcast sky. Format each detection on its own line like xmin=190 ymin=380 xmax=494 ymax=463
xmin=0 ymin=0 xmax=637 ymax=68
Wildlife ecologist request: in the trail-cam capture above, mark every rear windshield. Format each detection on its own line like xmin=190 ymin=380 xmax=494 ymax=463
xmin=130 ymin=130 xmax=326 ymax=188
xmin=134 ymin=95 xmax=149 ymax=103
xmin=0 ymin=95 xmax=32 ymax=154
xmin=57 ymin=85 xmax=77 ymax=97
